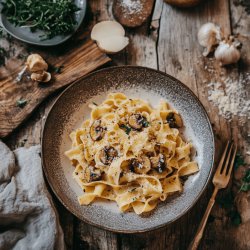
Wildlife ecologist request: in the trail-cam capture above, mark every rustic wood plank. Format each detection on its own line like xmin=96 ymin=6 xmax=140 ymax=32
xmin=157 ymin=0 xmax=232 ymax=249
xmin=3 ymin=0 xmax=250 ymax=249
xmin=0 ymin=37 xmax=110 ymax=138
xmin=155 ymin=0 xmax=249 ymax=249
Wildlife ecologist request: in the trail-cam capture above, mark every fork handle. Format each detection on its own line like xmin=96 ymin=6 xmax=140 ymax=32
xmin=188 ymin=187 xmax=219 ymax=250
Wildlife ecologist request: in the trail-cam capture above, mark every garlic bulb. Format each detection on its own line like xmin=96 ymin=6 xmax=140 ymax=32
xmin=214 ymin=40 xmax=241 ymax=66
xmin=197 ymin=23 xmax=221 ymax=56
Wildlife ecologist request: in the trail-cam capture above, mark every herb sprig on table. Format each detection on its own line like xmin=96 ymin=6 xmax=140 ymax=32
xmin=2 ymin=0 xmax=80 ymax=40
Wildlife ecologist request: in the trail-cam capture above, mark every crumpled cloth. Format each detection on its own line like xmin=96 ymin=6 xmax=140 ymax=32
xmin=0 ymin=141 xmax=65 ymax=250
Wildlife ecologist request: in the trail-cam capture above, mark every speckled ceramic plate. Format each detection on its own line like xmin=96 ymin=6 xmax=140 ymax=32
xmin=42 ymin=66 xmax=214 ymax=233
xmin=0 ymin=0 xmax=86 ymax=46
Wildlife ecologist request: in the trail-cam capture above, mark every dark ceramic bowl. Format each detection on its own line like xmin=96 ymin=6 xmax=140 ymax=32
xmin=42 ymin=66 xmax=214 ymax=233
xmin=0 ymin=0 xmax=86 ymax=46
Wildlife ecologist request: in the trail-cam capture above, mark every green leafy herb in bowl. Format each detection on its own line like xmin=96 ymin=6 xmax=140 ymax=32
xmin=2 ymin=0 xmax=80 ymax=40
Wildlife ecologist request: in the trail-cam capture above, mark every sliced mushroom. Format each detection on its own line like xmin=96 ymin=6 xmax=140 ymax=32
xmin=130 ymin=155 xmax=151 ymax=174
xmin=41 ymin=72 xmax=51 ymax=82
xmin=150 ymin=153 xmax=166 ymax=173
xmin=31 ymin=71 xmax=51 ymax=82
xmin=166 ymin=112 xmax=183 ymax=128
xmin=26 ymin=54 xmax=48 ymax=72
xmin=90 ymin=120 xmax=105 ymax=141
xmin=99 ymin=146 xmax=118 ymax=165
xmin=128 ymin=114 xmax=148 ymax=130
xmin=85 ymin=166 xmax=102 ymax=182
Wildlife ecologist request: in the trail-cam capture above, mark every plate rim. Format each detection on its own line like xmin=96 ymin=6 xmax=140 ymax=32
xmin=41 ymin=65 xmax=215 ymax=233
xmin=0 ymin=0 xmax=87 ymax=46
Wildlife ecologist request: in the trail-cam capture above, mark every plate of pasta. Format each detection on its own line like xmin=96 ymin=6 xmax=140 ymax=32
xmin=42 ymin=66 xmax=214 ymax=233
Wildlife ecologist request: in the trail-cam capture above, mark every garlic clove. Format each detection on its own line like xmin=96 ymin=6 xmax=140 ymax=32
xmin=197 ymin=22 xmax=221 ymax=56
xmin=96 ymin=36 xmax=129 ymax=54
xmin=214 ymin=41 xmax=241 ymax=66
xmin=26 ymin=54 xmax=48 ymax=72
xmin=91 ymin=21 xmax=125 ymax=42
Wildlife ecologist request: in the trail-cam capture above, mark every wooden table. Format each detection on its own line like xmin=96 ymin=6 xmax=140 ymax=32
xmin=4 ymin=0 xmax=250 ymax=249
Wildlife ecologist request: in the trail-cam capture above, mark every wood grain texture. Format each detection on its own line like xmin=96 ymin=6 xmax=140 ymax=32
xmin=3 ymin=0 xmax=250 ymax=249
xmin=0 ymin=39 xmax=110 ymax=138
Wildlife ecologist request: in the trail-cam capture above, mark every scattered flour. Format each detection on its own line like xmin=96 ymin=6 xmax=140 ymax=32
xmin=121 ymin=0 xmax=143 ymax=14
xmin=207 ymin=73 xmax=250 ymax=120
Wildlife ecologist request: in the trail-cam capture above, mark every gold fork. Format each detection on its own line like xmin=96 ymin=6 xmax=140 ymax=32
xmin=189 ymin=141 xmax=237 ymax=250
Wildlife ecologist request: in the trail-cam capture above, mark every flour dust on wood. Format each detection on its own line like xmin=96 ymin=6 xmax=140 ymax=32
xmin=207 ymin=73 xmax=250 ymax=120
xmin=121 ymin=0 xmax=143 ymax=14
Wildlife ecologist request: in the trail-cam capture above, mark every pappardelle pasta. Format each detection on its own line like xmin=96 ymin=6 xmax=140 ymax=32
xmin=65 ymin=93 xmax=199 ymax=214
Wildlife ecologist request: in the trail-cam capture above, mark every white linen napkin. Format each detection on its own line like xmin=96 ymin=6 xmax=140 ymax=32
xmin=0 ymin=141 xmax=65 ymax=250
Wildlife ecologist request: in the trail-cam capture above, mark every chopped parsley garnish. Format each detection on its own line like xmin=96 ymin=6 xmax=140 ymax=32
xmin=2 ymin=0 xmax=80 ymax=40
xmin=92 ymin=102 xmax=98 ymax=106
xmin=129 ymin=188 xmax=136 ymax=193
xmin=16 ymin=99 xmax=27 ymax=108
xmin=119 ymin=124 xmax=132 ymax=135
xmin=141 ymin=119 xmax=149 ymax=128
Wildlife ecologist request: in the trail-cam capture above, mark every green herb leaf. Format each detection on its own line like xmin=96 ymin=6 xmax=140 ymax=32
xmin=239 ymin=169 xmax=250 ymax=192
xmin=242 ymin=169 xmax=250 ymax=182
xmin=229 ymin=210 xmax=242 ymax=226
xmin=0 ymin=47 xmax=7 ymax=66
xmin=240 ymin=183 xmax=250 ymax=192
xmin=16 ymin=99 xmax=27 ymax=108
xmin=54 ymin=65 xmax=64 ymax=74
xmin=92 ymin=102 xmax=98 ymax=106
xmin=129 ymin=188 xmax=136 ymax=193
xmin=234 ymin=154 xmax=245 ymax=169
xmin=119 ymin=124 xmax=132 ymax=135
xmin=142 ymin=119 xmax=149 ymax=128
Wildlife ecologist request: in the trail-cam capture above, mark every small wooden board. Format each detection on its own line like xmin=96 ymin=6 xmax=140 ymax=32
xmin=0 ymin=38 xmax=110 ymax=138
xmin=113 ymin=0 xmax=155 ymax=28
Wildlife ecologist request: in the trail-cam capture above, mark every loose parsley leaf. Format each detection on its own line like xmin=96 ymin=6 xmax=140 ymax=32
xmin=239 ymin=169 xmax=250 ymax=192
xmin=234 ymin=154 xmax=245 ymax=169
xmin=16 ymin=99 xmax=27 ymax=108
xmin=242 ymin=169 xmax=250 ymax=182
xmin=92 ymin=102 xmax=98 ymax=106
xmin=50 ymin=65 xmax=64 ymax=74
xmin=54 ymin=65 xmax=64 ymax=74
xmin=240 ymin=183 xmax=250 ymax=192
xmin=0 ymin=47 xmax=7 ymax=66
xmin=229 ymin=210 xmax=242 ymax=226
